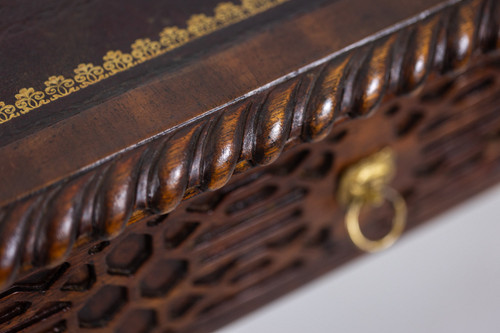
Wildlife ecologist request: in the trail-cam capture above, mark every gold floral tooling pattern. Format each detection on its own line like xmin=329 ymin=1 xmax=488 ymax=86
xmin=0 ymin=0 xmax=289 ymax=125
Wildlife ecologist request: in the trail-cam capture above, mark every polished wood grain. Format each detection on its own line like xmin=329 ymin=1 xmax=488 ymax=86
xmin=0 ymin=0 xmax=498 ymax=290
xmin=1 ymin=48 xmax=500 ymax=332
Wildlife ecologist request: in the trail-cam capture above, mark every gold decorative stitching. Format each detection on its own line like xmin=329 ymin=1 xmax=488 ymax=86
xmin=0 ymin=102 xmax=18 ymax=124
xmin=131 ymin=38 xmax=162 ymax=62
xmin=44 ymin=75 xmax=79 ymax=100
xmin=0 ymin=0 xmax=289 ymax=126
xmin=103 ymin=51 xmax=134 ymax=74
xmin=14 ymin=88 xmax=48 ymax=114
xmin=215 ymin=3 xmax=248 ymax=25
xmin=159 ymin=27 xmax=190 ymax=49
xmin=73 ymin=63 xmax=107 ymax=88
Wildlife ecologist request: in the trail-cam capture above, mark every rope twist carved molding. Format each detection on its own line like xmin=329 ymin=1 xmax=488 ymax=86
xmin=0 ymin=0 xmax=498 ymax=289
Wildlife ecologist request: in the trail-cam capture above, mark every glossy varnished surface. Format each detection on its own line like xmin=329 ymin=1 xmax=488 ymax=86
xmin=1 ymin=0 xmax=500 ymax=330
xmin=0 ymin=0 xmax=449 ymax=203
xmin=1 ymin=49 xmax=500 ymax=331
xmin=0 ymin=0 xmax=498 ymax=290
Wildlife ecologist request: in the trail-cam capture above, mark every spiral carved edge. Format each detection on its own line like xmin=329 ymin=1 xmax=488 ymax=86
xmin=0 ymin=0 xmax=498 ymax=290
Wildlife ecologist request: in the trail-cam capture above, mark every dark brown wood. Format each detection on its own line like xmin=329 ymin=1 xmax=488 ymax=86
xmin=1 ymin=0 xmax=500 ymax=331
xmin=1 ymin=48 xmax=500 ymax=332
xmin=0 ymin=0 xmax=453 ymax=206
xmin=1 ymin=0 xmax=498 ymax=288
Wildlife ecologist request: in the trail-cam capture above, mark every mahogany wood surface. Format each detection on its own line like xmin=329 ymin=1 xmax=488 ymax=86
xmin=1 ymin=49 xmax=500 ymax=332
xmin=1 ymin=0 xmax=448 ymax=202
xmin=0 ymin=0 xmax=500 ymax=331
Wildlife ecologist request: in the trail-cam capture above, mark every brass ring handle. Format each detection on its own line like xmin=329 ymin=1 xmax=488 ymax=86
xmin=345 ymin=187 xmax=407 ymax=253
xmin=337 ymin=148 xmax=407 ymax=253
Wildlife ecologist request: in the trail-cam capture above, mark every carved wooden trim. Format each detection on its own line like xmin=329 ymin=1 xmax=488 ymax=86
xmin=0 ymin=0 xmax=498 ymax=289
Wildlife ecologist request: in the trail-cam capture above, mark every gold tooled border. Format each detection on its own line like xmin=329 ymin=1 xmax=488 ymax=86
xmin=0 ymin=0 xmax=289 ymax=125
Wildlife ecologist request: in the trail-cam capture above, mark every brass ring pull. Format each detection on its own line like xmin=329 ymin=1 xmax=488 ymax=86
xmin=338 ymin=148 xmax=407 ymax=253
xmin=345 ymin=187 xmax=406 ymax=253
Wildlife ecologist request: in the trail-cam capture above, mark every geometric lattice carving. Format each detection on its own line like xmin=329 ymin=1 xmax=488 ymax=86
xmin=140 ymin=260 xmax=188 ymax=298
xmin=61 ymin=265 xmax=96 ymax=292
xmin=1 ymin=0 xmax=498 ymax=293
xmin=164 ymin=223 xmax=200 ymax=249
xmin=115 ymin=308 xmax=157 ymax=333
xmin=106 ymin=234 xmax=152 ymax=276
xmin=5 ymin=302 xmax=71 ymax=333
xmin=0 ymin=263 xmax=69 ymax=298
xmin=77 ymin=285 xmax=127 ymax=328
xmin=2 ymin=22 xmax=500 ymax=333
xmin=0 ymin=302 xmax=31 ymax=325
